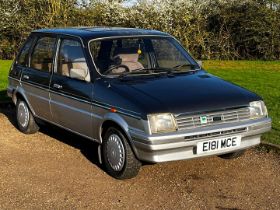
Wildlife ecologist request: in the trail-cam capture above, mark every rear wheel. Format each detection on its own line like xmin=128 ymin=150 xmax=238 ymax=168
xmin=218 ymin=150 xmax=245 ymax=159
xmin=102 ymin=127 xmax=141 ymax=179
xmin=16 ymin=99 xmax=39 ymax=134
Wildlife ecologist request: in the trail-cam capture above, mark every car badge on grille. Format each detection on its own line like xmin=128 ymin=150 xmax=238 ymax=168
xmin=200 ymin=116 xmax=208 ymax=124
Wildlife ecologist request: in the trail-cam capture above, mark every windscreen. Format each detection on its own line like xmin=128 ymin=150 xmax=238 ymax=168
xmin=89 ymin=37 xmax=198 ymax=76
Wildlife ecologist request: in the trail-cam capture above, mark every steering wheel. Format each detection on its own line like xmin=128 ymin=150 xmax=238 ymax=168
xmin=103 ymin=64 xmax=130 ymax=75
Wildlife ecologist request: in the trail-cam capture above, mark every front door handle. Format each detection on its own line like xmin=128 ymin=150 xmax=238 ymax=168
xmin=53 ymin=84 xmax=63 ymax=89
xmin=23 ymin=75 xmax=29 ymax=80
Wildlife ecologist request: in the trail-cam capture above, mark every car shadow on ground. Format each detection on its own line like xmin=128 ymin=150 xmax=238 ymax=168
xmin=0 ymin=90 xmax=10 ymax=102
xmin=0 ymin=104 xmax=102 ymax=170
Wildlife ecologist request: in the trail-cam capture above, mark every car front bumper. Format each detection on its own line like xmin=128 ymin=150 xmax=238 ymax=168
xmin=129 ymin=117 xmax=271 ymax=163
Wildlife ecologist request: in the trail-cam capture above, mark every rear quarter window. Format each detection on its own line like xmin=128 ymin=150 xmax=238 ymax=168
xmin=30 ymin=36 xmax=57 ymax=72
xmin=17 ymin=37 xmax=34 ymax=67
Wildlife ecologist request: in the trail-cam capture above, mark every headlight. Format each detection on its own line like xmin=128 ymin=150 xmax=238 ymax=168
xmin=249 ymin=101 xmax=268 ymax=119
xmin=148 ymin=113 xmax=177 ymax=134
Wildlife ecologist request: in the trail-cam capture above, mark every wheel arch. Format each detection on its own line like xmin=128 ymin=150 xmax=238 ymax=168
xmin=13 ymin=89 xmax=35 ymax=115
xmin=100 ymin=113 xmax=140 ymax=159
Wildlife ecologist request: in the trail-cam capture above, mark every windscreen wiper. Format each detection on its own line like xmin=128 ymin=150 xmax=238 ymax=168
xmin=118 ymin=68 xmax=168 ymax=78
xmin=118 ymin=69 xmax=151 ymax=78
xmin=172 ymin=63 xmax=199 ymax=70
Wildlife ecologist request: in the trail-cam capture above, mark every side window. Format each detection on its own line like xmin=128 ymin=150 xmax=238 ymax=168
xmin=17 ymin=37 xmax=34 ymax=67
xmin=30 ymin=37 xmax=56 ymax=72
xmin=57 ymin=39 xmax=90 ymax=82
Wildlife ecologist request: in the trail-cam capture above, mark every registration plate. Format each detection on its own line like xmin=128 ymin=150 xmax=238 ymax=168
xmin=196 ymin=136 xmax=241 ymax=154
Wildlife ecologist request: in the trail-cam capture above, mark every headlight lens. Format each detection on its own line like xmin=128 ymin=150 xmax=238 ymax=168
xmin=148 ymin=113 xmax=177 ymax=134
xmin=249 ymin=101 xmax=268 ymax=119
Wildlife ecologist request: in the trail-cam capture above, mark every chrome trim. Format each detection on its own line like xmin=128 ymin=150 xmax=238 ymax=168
xmin=183 ymin=127 xmax=247 ymax=141
xmin=175 ymin=107 xmax=251 ymax=131
xmin=130 ymin=117 xmax=271 ymax=163
xmin=130 ymin=117 xmax=271 ymax=145
xmin=53 ymin=38 xmax=61 ymax=74
xmin=23 ymin=75 xmax=29 ymax=80
xmin=53 ymin=83 xmax=63 ymax=89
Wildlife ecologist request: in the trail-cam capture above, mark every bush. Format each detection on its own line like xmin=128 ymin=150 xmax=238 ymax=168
xmin=0 ymin=0 xmax=280 ymax=60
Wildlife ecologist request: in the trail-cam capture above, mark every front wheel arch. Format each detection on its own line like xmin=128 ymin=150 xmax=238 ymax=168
xmin=101 ymin=120 xmax=140 ymax=160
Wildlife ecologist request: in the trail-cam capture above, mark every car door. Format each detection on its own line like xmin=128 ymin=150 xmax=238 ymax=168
xmin=49 ymin=37 xmax=93 ymax=138
xmin=21 ymin=35 xmax=57 ymax=121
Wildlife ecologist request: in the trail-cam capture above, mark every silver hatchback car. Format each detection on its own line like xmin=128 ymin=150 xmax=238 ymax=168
xmin=7 ymin=27 xmax=271 ymax=179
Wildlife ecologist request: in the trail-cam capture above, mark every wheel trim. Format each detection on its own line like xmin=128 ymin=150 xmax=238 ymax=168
xmin=17 ymin=101 xmax=29 ymax=128
xmin=106 ymin=134 xmax=125 ymax=172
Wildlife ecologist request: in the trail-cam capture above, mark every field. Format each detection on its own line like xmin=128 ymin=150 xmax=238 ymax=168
xmin=0 ymin=60 xmax=279 ymax=144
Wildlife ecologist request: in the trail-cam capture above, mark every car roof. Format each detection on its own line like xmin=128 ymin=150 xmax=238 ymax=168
xmin=33 ymin=27 xmax=170 ymax=41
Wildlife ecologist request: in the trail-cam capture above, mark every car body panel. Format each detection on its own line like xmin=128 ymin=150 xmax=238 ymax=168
xmin=21 ymin=68 xmax=52 ymax=121
xmin=7 ymin=27 xmax=271 ymax=164
xmin=97 ymin=71 xmax=261 ymax=116
xmin=49 ymin=74 xmax=94 ymax=138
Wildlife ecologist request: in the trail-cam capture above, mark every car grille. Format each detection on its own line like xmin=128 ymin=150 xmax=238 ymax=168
xmin=184 ymin=127 xmax=247 ymax=141
xmin=176 ymin=107 xmax=251 ymax=131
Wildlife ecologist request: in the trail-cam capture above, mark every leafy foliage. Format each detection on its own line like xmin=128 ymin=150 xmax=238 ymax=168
xmin=0 ymin=0 xmax=280 ymax=60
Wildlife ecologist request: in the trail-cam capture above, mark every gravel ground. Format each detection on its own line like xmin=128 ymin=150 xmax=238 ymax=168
xmin=0 ymin=105 xmax=280 ymax=210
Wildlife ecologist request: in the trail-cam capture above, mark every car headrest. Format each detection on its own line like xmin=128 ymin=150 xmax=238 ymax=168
xmin=113 ymin=47 xmax=139 ymax=63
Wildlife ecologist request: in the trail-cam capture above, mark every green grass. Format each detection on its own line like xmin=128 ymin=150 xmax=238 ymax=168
xmin=0 ymin=60 xmax=13 ymax=102
xmin=0 ymin=60 xmax=279 ymax=144
xmin=204 ymin=60 xmax=280 ymax=145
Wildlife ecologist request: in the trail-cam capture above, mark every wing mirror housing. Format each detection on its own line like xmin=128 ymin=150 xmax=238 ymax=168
xmin=197 ymin=60 xmax=203 ymax=68
xmin=70 ymin=68 xmax=90 ymax=82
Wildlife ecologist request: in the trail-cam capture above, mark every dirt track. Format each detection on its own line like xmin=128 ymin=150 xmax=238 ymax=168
xmin=0 ymin=105 xmax=280 ymax=210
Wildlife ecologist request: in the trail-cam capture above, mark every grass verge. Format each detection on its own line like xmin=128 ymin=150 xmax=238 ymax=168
xmin=204 ymin=60 xmax=280 ymax=145
xmin=0 ymin=60 xmax=13 ymax=102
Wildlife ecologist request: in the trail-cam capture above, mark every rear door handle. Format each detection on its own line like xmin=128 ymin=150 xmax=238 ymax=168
xmin=53 ymin=84 xmax=63 ymax=89
xmin=23 ymin=75 xmax=29 ymax=80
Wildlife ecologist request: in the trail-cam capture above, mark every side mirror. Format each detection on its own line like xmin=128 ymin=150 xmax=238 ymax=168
xmin=70 ymin=68 xmax=90 ymax=82
xmin=197 ymin=60 xmax=203 ymax=68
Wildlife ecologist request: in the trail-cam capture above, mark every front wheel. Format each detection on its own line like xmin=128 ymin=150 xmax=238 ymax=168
xmin=16 ymin=99 xmax=39 ymax=134
xmin=218 ymin=150 xmax=245 ymax=159
xmin=102 ymin=127 xmax=141 ymax=179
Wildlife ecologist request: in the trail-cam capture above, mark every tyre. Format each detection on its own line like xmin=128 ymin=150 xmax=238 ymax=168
xmin=102 ymin=127 xmax=141 ymax=179
xmin=16 ymin=99 xmax=39 ymax=134
xmin=218 ymin=150 xmax=245 ymax=159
